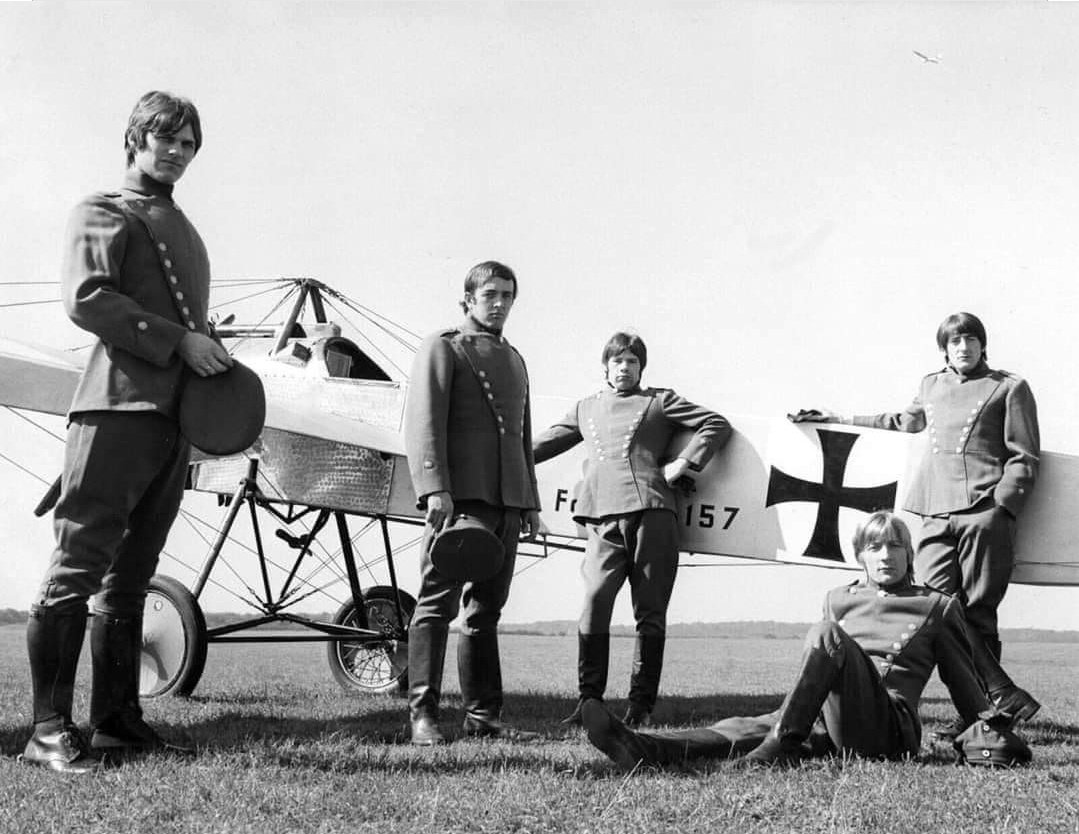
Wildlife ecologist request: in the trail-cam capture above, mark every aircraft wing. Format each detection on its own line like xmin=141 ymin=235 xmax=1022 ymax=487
xmin=0 ymin=339 xmax=406 ymax=454
xmin=0 ymin=337 xmax=83 ymax=416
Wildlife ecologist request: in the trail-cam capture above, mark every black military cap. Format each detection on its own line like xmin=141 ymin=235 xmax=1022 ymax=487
xmin=430 ymin=515 xmax=505 ymax=582
xmin=180 ymin=360 xmax=266 ymax=455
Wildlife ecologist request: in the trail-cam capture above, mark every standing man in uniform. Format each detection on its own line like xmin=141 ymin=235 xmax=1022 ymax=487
xmin=404 ymin=260 xmax=542 ymax=745
xmin=792 ymin=312 xmax=1040 ymax=731
xmin=533 ymin=332 xmax=730 ymax=728
xmin=582 ymin=512 xmax=1032 ymax=770
xmin=21 ymin=91 xmax=231 ymax=773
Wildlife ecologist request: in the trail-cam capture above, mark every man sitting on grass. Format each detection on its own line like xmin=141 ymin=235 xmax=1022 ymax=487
xmin=582 ymin=511 xmax=1033 ymax=770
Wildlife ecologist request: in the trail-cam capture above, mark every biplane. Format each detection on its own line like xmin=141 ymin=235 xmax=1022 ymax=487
xmin=1 ymin=277 xmax=1077 ymax=700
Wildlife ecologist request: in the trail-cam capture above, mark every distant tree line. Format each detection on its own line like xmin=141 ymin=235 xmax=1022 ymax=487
xmin=499 ymin=619 xmax=1079 ymax=643
xmin=0 ymin=608 xmax=26 ymax=626
xmin=2 ymin=610 xmax=1077 ymax=643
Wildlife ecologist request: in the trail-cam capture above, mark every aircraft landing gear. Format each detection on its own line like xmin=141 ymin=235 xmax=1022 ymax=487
xmin=326 ymin=586 xmax=416 ymax=694
xmin=139 ymin=457 xmax=419 ymax=698
xmin=141 ymin=574 xmax=208 ymax=697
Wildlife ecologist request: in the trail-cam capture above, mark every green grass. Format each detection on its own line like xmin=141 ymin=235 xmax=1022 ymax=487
xmin=1 ymin=626 xmax=1077 ymax=833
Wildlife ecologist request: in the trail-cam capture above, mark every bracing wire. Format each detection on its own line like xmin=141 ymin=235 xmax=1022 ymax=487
xmin=321 ymin=296 xmax=411 ymax=378
xmin=318 ymin=283 xmax=422 ymax=343
xmin=322 ymin=293 xmax=421 ymax=352
xmin=5 ymin=408 xmax=66 ymax=443
xmin=0 ymin=407 xmax=65 ymax=485
xmin=0 ymin=299 xmax=62 ymax=309
xmin=208 ymin=283 xmax=295 ymax=314
xmin=0 ymin=280 xmax=58 ymax=308
xmin=0 ymin=450 xmax=52 ymax=486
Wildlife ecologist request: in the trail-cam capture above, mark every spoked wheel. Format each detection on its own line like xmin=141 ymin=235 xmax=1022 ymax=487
xmin=140 ymin=574 xmax=208 ymax=698
xmin=327 ymin=586 xmax=416 ymax=694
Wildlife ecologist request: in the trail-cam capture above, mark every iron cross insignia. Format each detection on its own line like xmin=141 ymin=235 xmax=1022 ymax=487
xmin=765 ymin=429 xmax=897 ymax=562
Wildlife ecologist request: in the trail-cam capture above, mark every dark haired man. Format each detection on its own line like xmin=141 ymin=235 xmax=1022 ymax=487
xmin=20 ymin=91 xmax=230 ymax=773
xmin=793 ymin=312 xmax=1040 ymax=733
xmin=582 ymin=512 xmax=1031 ymax=770
xmin=533 ymin=332 xmax=730 ymax=728
xmin=403 ymin=260 xmax=542 ymax=745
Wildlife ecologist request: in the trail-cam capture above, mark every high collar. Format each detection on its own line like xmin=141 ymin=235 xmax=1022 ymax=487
xmin=605 ymin=383 xmax=643 ymax=397
xmin=860 ymin=576 xmax=914 ymax=595
xmin=945 ymin=360 xmax=991 ymax=382
xmin=122 ymin=169 xmax=175 ymax=201
xmin=460 ymin=315 xmax=504 ymax=341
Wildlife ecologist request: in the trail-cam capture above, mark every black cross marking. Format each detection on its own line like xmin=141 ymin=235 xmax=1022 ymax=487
xmin=766 ymin=429 xmax=897 ymax=561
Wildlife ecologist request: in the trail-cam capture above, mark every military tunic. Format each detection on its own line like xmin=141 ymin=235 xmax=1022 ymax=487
xmin=853 ymin=363 xmax=1039 ymax=639
xmin=631 ymin=582 xmax=992 ymax=762
xmin=820 ymin=582 xmax=988 ymax=749
xmin=533 ymin=387 xmax=730 ymax=634
xmin=404 ymin=318 xmax=540 ymax=631
xmin=37 ymin=169 xmax=211 ymax=616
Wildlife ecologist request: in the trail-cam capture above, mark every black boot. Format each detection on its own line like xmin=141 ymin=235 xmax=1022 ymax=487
xmin=21 ymin=604 xmax=101 ymax=774
xmin=967 ymin=629 xmax=1040 ymax=724
xmin=625 ymin=634 xmax=664 ymax=728
xmin=460 ymin=632 xmax=538 ymax=740
xmin=407 ymin=622 xmax=448 ymax=745
xmin=89 ymin=613 xmax=193 ymax=756
xmin=582 ymin=699 xmax=735 ymax=770
xmin=562 ymin=633 xmax=610 ymax=726
xmin=739 ymin=640 xmax=838 ymax=768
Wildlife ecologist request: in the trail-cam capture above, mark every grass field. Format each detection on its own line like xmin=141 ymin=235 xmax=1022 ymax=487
xmin=1 ymin=625 xmax=1077 ymax=834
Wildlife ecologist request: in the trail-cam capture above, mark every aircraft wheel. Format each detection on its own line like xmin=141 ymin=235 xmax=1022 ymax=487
xmin=327 ymin=586 xmax=416 ymax=694
xmin=140 ymin=574 xmax=208 ymax=698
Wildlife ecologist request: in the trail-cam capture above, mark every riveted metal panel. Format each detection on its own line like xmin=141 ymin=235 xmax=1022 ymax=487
xmin=190 ymin=427 xmax=396 ymax=514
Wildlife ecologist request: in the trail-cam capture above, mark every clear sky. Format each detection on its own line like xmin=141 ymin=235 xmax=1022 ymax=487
xmin=1 ymin=1 xmax=1077 ymax=630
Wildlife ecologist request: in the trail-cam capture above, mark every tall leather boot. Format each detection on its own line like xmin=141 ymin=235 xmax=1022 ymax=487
xmin=459 ymin=631 xmax=538 ymax=740
xmin=739 ymin=640 xmax=839 ymax=767
xmin=967 ymin=628 xmax=1040 ymax=723
xmin=407 ymin=622 xmax=448 ymax=745
xmin=459 ymin=631 xmax=502 ymax=734
xmin=582 ymin=699 xmax=733 ymax=771
xmin=562 ymin=632 xmax=610 ymax=726
xmin=21 ymin=604 xmax=100 ymax=774
xmin=90 ymin=613 xmax=192 ymax=755
xmin=625 ymin=634 xmax=664 ymax=728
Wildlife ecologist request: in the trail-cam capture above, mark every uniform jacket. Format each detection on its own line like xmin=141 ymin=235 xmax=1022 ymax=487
xmin=853 ymin=364 xmax=1039 ymax=517
xmin=63 ymin=170 xmax=211 ymax=419
xmin=825 ymin=582 xmax=990 ymax=741
xmin=404 ymin=318 xmax=540 ymax=511
xmin=533 ymin=386 xmax=731 ymax=522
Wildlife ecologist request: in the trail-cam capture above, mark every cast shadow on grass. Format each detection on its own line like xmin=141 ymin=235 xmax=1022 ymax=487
xmin=920 ymin=694 xmax=1079 ymax=741
xmin=171 ymin=692 xmax=790 ymax=757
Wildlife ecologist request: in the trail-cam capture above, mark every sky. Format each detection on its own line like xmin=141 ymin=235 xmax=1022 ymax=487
xmin=1 ymin=1 xmax=1078 ymax=631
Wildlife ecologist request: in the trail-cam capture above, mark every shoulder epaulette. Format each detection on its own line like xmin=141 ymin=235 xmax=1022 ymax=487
xmin=508 ymin=341 xmax=527 ymax=365
xmin=82 ymin=191 xmax=125 ymax=209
